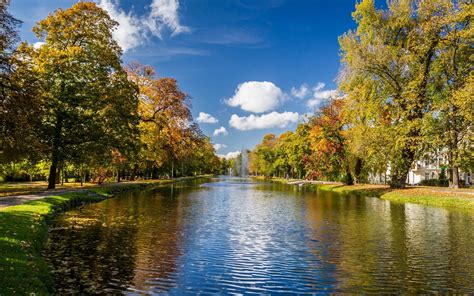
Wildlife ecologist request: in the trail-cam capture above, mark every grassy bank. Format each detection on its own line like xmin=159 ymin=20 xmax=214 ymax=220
xmin=0 ymin=177 xmax=208 ymax=294
xmin=261 ymin=177 xmax=474 ymax=211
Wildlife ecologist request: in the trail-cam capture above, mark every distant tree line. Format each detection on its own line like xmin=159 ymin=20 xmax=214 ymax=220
xmin=0 ymin=2 xmax=222 ymax=188
xmin=249 ymin=0 xmax=473 ymax=188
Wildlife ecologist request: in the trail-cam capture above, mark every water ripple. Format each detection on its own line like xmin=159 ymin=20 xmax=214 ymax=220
xmin=45 ymin=178 xmax=474 ymax=294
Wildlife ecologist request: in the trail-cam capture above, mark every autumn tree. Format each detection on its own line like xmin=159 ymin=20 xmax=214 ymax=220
xmin=339 ymin=0 xmax=454 ymax=188
xmin=249 ymin=134 xmax=278 ymax=177
xmin=0 ymin=4 xmax=43 ymax=163
xmin=127 ymin=62 xmax=219 ymax=178
xmin=426 ymin=2 xmax=473 ymax=188
xmin=32 ymin=2 xmax=139 ymax=189
xmin=305 ymin=99 xmax=353 ymax=184
xmin=286 ymin=124 xmax=310 ymax=179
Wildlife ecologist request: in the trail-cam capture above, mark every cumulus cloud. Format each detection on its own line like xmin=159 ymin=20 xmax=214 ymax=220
xmin=213 ymin=143 xmax=227 ymax=151
xmin=97 ymin=0 xmax=144 ymax=51
xmin=213 ymin=126 xmax=228 ymax=136
xmin=97 ymin=0 xmax=188 ymax=52
xmin=218 ymin=151 xmax=241 ymax=159
xmin=229 ymin=111 xmax=299 ymax=131
xmin=196 ymin=112 xmax=218 ymax=124
xmin=226 ymin=81 xmax=284 ymax=113
xmin=146 ymin=0 xmax=190 ymax=37
xmin=307 ymin=86 xmax=338 ymax=109
xmin=291 ymin=83 xmax=310 ymax=99
xmin=291 ymin=82 xmax=338 ymax=109
xmin=33 ymin=42 xmax=45 ymax=49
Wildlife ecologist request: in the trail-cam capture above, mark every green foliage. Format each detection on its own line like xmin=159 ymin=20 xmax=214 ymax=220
xmin=419 ymin=179 xmax=449 ymax=187
xmin=0 ymin=177 xmax=204 ymax=294
xmin=0 ymin=2 xmax=221 ymax=185
xmin=0 ymin=192 xmax=104 ymax=294
xmin=30 ymin=2 xmax=140 ymax=188
xmin=339 ymin=0 xmax=472 ymax=188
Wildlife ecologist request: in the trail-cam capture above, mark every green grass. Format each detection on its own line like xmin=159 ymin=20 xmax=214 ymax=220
xmin=381 ymin=190 xmax=474 ymax=210
xmin=260 ymin=177 xmax=474 ymax=211
xmin=0 ymin=192 xmax=105 ymax=294
xmin=315 ymin=184 xmax=474 ymax=211
xmin=0 ymin=177 xmax=209 ymax=294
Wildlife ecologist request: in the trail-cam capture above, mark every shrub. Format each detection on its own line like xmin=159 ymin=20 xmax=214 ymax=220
xmin=419 ymin=179 xmax=449 ymax=187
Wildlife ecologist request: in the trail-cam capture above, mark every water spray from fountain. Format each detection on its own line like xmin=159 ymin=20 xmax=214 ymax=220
xmin=241 ymin=148 xmax=248 ymax=177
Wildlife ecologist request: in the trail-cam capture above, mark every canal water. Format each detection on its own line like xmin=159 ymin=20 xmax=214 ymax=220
xmin=45 ymin=177 xmax=474 ymax=294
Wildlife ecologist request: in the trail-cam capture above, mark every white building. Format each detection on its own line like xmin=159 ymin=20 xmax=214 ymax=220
xmin=369 ymin=156 xmax=472 ymax=186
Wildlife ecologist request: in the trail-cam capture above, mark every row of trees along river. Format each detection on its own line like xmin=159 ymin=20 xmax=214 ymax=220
xmin=249 ymin=0 xmax=473 ymax=189
xmin=0 ymin=2 xmax=223 ymax=189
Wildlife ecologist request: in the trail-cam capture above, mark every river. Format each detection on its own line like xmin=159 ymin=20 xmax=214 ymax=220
xmin=45 ymin=177 xmax=474 ymax=294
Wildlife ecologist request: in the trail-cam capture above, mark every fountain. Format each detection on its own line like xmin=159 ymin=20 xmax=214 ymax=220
xmin=241 ymin=148 xmax=248 ymax=177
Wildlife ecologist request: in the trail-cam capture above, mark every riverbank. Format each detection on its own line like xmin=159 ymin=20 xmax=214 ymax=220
xmin=259 ymin=177 xmax=474 ymax=211
xmin=0 ymin=176 xmax=209 ymax=294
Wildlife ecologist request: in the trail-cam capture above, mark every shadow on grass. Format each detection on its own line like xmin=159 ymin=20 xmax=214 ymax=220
xmin=314 ymin=184 xmax=394 ymax=198
xmin=0 ymin=192 xmax=109 ymax=294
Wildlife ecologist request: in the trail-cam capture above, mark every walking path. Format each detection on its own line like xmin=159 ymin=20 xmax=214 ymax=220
xmin=0 ymin=178 xmax=197 ymax=210
xmin=0 ymin=188 xmax=88 ymax=210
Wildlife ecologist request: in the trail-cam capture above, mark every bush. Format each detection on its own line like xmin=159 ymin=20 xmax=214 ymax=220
xmin=419 ymin=179 xmax=449 ymax=187
xmin=4 ymin=171 xmax=31 ymax=182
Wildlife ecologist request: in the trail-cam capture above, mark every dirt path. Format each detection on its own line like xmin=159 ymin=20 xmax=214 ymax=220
xmin=0 ymin=177 xmax=205 ymax=210
xmin=0 ymin=187 xmax=88 ymax=210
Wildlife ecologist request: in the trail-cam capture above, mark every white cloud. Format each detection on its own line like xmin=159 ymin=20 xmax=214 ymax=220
xmin=218 ymin=151 xmax=241 ymax=159
xmin=97 ymin=0 xmax=188 ymax=52
xmin=213 ymin=143 xmax=227 ymax=151
xmin=229 ymin=111 xmax=300 ymax=131
xmin=33 ymin=42 xmax=45 ymax=49
xmin=291 ymin=83 xmax=310 ymax=99
xmin=226 ymin=81 xmax=284 ymax=113
xmin=213 ymin=126 xmax=228 ymax=136
xmin=97 ymin=0 xmax=144 ymax=52
xmin=196 ymin=112 xmax=218 ymax=124
xmin=313 ymin=82 xmax=325 ymax=92
xmin=146 ymin=0 xmax=190 ymax=38
xmin=307 ymin=82 xmax=339 ymax=109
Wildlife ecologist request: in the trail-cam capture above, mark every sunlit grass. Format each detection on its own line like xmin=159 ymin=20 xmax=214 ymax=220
xmin=0 ymin=176 xmax=208 ymax=294
xmin=262 ymin=177 xmax=474 ymax=211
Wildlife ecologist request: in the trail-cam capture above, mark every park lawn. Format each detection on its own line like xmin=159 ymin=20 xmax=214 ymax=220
xmin=315 ymin=183 xmax=474 ymax=210
xmin=0 ymin=177 xmax=208 ymax=294
xmin=0 ymin=181 xmax=97 ymax=198
xmin=0 ymin=177 xmax=199 ymax=198
xmin=0 ymin=191 xmax=106 ymax=294
xmin=381 ymin=187 xmax=474 ymax=210
xmin=261 ymin=177 xmax=474 ymax=211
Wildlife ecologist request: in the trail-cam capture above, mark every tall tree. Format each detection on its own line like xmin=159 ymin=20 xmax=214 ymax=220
xmin=0 ymin=4 xmax=43 ymax=163
xmin=249 ymin=134 xmax=278 ymax=177
xmin=339 ymin=0 xmax=454 ymax=188
xmin=305 ymin=99 xmax=353 ymax=184
xmin=127 ymin=62 xmax=193 ymax=178
xmin=427 ymin=2 xmax=473 ymax=188
xmin=32 ymin=2 xmax=139 ymax=189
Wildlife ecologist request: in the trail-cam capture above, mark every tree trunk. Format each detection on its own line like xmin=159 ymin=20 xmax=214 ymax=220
xmin=130 ymin=164 xmax=138 ymax=181
xmin=344 ymin=163 xmax=354 ymax=185
xmin=80 ymin=165 xmax=83 ymax=187
xmin=451 ymin=166 xmax=460 ymax=189
xmin=117 ymin=168 xmax=121 ymax=183
xmin=47 ymin=155 xmax=59 ymax=189
xmin=47 ymin=115 xmax=63 ymax=189
xmin=61 ymin=161 xmax=64 ymax=186
xmin=171 ymin=160 xmax=174 ymax=179
xmin=354 ymin=157 xmax=363 ymax=184
xmin=389 ymin=145 xmax=416 ymax=188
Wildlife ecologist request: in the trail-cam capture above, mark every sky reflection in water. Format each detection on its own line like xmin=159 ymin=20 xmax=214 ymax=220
xmin=45 ymin=177 xmax=474 ymax=294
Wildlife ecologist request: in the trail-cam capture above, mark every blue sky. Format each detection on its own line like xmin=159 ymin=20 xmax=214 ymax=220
xmin=10 ymin=0 xmax=359 ymax=158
